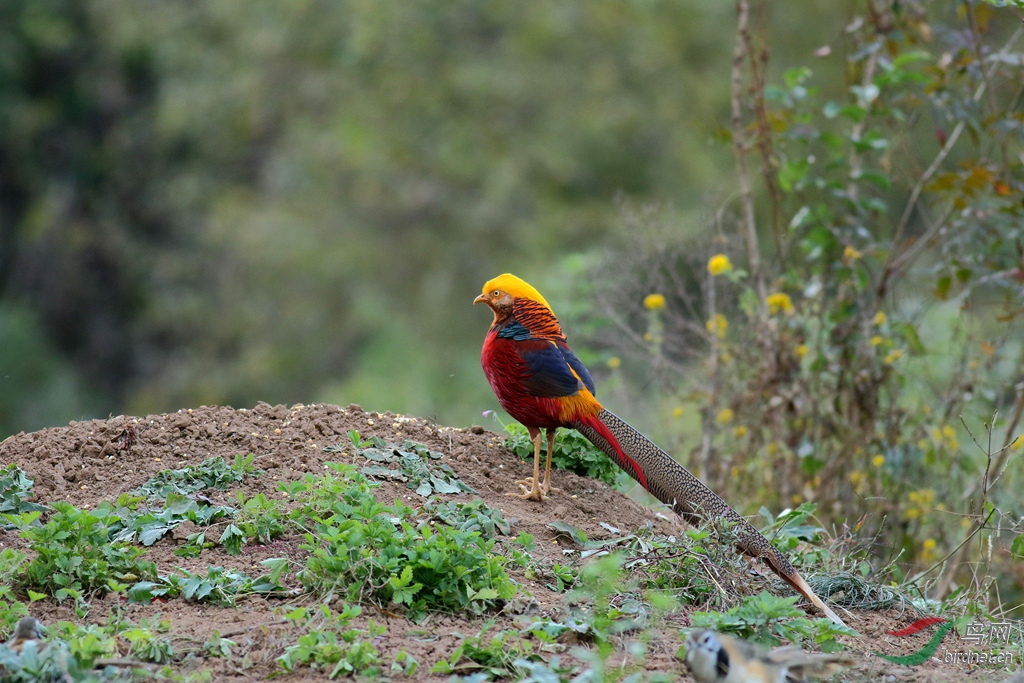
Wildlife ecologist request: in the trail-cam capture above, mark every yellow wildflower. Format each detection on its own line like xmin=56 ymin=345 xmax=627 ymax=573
xmin=706 ymin=313 xmax=728 ymax=338
xmin=734 ymin=425 xmax=748 ymax=438
xmin=872 ymin=454 xmax=885 ymax=468
xmin=707 ymin=254 xmax=733 ymax=276
xmin=870 ymin=336 xmax=883 ymax=346
xmin=903 ymin=507 xmax=921 ymax=520
xmin=843 ymin=245 xmax=863 ymax=260
xmin=791 ymin=494 xmax=803 ymax=505
xmin=1011 ymin=435 xmax=1023 ymax=450
xmin=942 ymin=425 xmax=956 ymax=440
xmin=731 ymin=466 xmax=740 ymax=479
xmin=873 ymin=311 xmax=887 ymax=325
xmin=672 ymin=406 xmax=683 ymax=418
xmin=766 ymin=292 xmax=794 ymax=315
xmin=849 ymin=471 xmax=864 ymax=486
xmin=923 ymin=538 xmax=936 ymax=551
xmin=796 ymin=344 xmax=808 ymax=358
xmin=884 ymin=349 xmax=904 ymax=364
xmin=643 ymin=293 xmax=666 ymax=311
xmin=607 ymin=357 xmax=621 ymax=369
xmin=716 ymin=408 xmax=734 ymax=424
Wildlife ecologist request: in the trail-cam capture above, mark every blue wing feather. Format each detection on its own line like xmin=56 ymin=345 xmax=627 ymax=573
xmin=517 ymin=340 xmax=584 ymax=398
xmin=559 ymin=345 xmax=596 ymax=396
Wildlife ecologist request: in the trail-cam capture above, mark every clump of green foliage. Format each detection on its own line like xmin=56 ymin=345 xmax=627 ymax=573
xmin=276 ymin=604 xmax=385 ymax=679
xmin=0 ymin=465 xmax=47 ymax=529
xmin=9 ymin=503 xmax=156 ymax=608
xmin=689 ymin=591 xmax=856 ymax=652
xmin=341 ymin=430 xmax=477 ymax=496
xmin=504 ymin=424 xmax=621 ymax=486
xmin=133 ymin=454 xmax=261 ymax=499
xmin=281 ymin=463 xmax=516 ymax=622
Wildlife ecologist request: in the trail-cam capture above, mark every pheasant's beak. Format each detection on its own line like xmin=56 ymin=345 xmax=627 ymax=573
xmin=473 ymin=293 xmax=488 ymax=305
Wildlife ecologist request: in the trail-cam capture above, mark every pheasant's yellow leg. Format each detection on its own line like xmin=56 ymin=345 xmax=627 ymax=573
xmin=509 ymin=427 xmax=545 ymax=501
xmin=540 ymin=428 xmax=561 ymax=495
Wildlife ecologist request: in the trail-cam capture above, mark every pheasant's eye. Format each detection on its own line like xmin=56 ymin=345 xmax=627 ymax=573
xmin=492 ymin=290 xmax=500 ymax=297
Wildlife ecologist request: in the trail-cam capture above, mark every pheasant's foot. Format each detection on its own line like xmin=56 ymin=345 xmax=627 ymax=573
xmin=506 ymin=477 xmax=545 ymax=501
xmin=539 ymin=479 xmax=561 ymax=496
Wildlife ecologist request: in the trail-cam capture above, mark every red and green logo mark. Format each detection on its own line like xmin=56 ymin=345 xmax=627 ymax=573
xmin=874 ymin=617 xmax=953 ymax=666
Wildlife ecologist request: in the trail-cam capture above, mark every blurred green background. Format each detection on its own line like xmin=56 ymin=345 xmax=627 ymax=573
xmin=0 ymin=0 xmax=847 ymax=435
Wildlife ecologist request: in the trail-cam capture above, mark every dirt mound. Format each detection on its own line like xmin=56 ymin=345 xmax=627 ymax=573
xmin=0 ymin=404 xmax=1006 ymax=681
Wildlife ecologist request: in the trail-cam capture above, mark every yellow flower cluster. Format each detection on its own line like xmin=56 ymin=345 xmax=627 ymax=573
xmin=873 ymin=311 xmax=887 ymax=325
xmin=766 ymin=292 xmax=794 ymax=315
xmin=716 ymin=408 xmax=734 ymax=424
xmin=643 ymin=293 xmax=666 ymax=311
xmin=903 ymin=488 xmax=935 ymax=521
xmin=843 ymin=245 xmax=863 ymax=261
xmin=706 ymin=313 xmax=728 ymax=338
xmin=884 ymin=349 xmax=904 ymax=364
xmin=707 ymin=254 xmax=733 ymax=276
xmin=795 ymin=344 xmax=808 ymax=358
xmin=872 ymin=454 xmax=885 ymax=468
xmin=921 ymin=538 xmax=938 ymax=563
xmin=607 ymin=357 xmax=621 ymax=369
xmin=733 ymin=425 xmax=747 ymax=438
xmin=930 ymin=424 xmax=959 ymax=451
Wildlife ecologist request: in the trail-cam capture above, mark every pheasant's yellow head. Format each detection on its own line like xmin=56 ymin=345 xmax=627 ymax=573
xmin=473 ymin=273 xmax=552 ymax=312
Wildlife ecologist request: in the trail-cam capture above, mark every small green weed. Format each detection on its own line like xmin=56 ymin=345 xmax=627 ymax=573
xmin=10 ymin=503 xmax=156 ymax=607
xmin=276 ymin=604 xmax=382 ymax=679
xmin=102 ymin=492 xmax=235 ymax=547
xmin=431 ymin=620 xmax=540 ymax=679
xmin=422 ymin=497 xmax=510 ymax=539
xmin=689 ymin=591 xmax=856 ymax=650
xmin=504 ymin=424 xmax=620 ymax=486
xmin=0 ymin=465 xmax=47 ymax=529
xmin=133 ymin=454 xmax=261 ymax=498
xmin=128 ymin=566 xmax=286 ymax=607
xmin=342 ymin=430 xmax=476 ymax=496
xmin=283 ymin=463 xmax=516 ymax=621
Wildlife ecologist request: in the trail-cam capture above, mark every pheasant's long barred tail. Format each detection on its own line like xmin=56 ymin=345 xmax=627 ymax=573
xmin=572 ymin=410 xmax=848 ymax=628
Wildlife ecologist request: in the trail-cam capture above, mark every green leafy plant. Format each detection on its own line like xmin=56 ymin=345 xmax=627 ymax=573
xmin=690 ymin=591 xmax=856 ymax=651
xmin=133 ymin=454 xmax=261 ymax=499
xmin=0 ymin=465 xmax=47 ymax=530
xmin=343 ymin=432 xmax=476 ymax=496
xmin=276 ymin=605 xmax=383 ymax=679
xmin=431 ymin=621 xmax=540 ymax=679
xmin=422 ymin=497 xmax=510 ymax=539
xmin=283 ymin=463 xmax=516 ymax=621
xmin=11 ymin=503 xmax=156 ymax=606
xmin=504 ymin=424 xmax=621 ymax=486
xmin=128 ymin=566 xmax=286 ymax=607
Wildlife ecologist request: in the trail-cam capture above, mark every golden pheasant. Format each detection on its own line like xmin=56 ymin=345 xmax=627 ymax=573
xmin=474 ymin=273 xmax=848 ymax=627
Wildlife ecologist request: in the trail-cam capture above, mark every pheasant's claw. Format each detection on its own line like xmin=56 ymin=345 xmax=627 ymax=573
xmin=539 ymin=479 xmax=561 ymax=495
xmin=507 ymin=477 xmax=545 ymax=501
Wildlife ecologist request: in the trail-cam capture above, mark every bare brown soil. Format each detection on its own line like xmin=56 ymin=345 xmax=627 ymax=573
xmin=0 ymin=403 xmax=1015 ymax=681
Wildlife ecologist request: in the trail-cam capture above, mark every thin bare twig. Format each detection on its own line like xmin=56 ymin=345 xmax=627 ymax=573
xmin=731 ymin=0 xmax=768 ymax=309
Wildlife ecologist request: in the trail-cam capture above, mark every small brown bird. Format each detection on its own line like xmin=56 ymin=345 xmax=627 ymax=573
xmin=6 ymin=617 xmax=44 ymax=654
xmin=684 ymin=630 xmax=853 ymax=683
